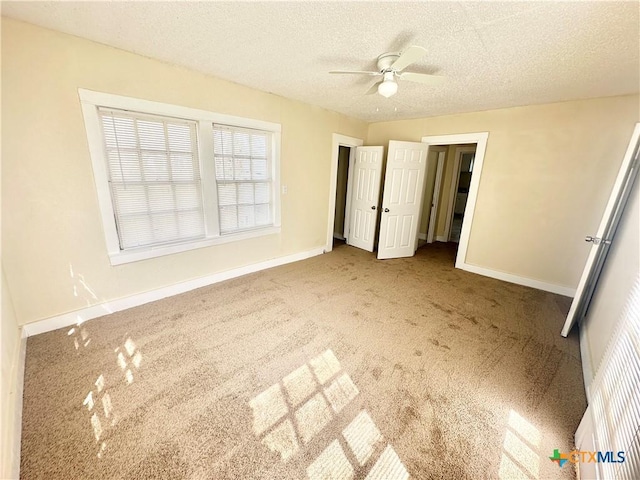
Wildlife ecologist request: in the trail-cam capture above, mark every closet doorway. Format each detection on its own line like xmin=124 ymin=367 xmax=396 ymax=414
xmin=332 ymin=145 xmax=352 ymax=246
xmin=421 ymin=133 xmax=489 ymax=269
xmin=445 ymin=146 xmax=477 ymax=244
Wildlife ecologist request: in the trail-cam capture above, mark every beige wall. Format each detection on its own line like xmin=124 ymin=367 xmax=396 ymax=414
xmin=1 ymin=18 xmax=367 ymax=325
xmin=368 ymin=95 xmax=640 ymax=290
xmin=1 ymin=266 xmax=22 ymax=479
xmin=582 ymin=176 xmax=639 ymax=386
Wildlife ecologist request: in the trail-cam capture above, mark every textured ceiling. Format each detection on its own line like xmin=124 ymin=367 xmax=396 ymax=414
xmin=2 ymin=1 xmax=639 ymax=122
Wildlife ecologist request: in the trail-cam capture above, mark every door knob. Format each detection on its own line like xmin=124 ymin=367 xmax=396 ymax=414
xmin=585 ymin=236 xmax=611 ymax=245
xmin=384 ymin=208 xmax=390 ymax=213
xmin=371 ymin=206 xmax=376 ymax=210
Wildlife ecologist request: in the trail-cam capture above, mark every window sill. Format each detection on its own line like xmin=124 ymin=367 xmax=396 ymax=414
xmin=108 ymin=226 xmax=281 ymax=266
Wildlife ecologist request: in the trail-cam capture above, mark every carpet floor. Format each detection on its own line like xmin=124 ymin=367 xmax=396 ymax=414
xmin=19 ymin=242 xmax=585 ymax=479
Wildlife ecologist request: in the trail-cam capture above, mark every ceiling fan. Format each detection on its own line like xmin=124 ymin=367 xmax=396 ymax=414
xmin=329 ymin=45 xmax=443 ymax=98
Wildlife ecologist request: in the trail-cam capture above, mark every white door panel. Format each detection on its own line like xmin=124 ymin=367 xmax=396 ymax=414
xmin=377 ymin=141 xmax=431 ymax=260
xmin=562 ymin=123 xmax=640 ymax=336
xmin=347 ymin=146 xmax=384 ymax=252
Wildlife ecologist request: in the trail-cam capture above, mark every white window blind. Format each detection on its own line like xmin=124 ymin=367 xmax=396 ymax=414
xmin=99 ymin=108 xmax=205 ymax=250
xmin=590 ymin=275 xmax=640 ymax=479
xmin=82 ymin=90 xmax=281 ymax=264
xmin=213 ymin=125 xmax=272 ymax=234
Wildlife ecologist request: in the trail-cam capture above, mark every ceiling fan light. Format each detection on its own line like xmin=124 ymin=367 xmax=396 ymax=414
xmin=378 ymin=79 xmax=398 ymax=98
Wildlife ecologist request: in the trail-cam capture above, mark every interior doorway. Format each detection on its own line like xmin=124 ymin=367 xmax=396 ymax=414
xmin=326 ymin=134 xmax=364 ymax=253
xmin=332 ymin=145 xmax=351 ymax=247
xmin=417 ymin=146 xmax=446 ymax=247
xmin=416 ymin=144 xmax=477 ymax=248
xmin=420 ymin=133 xmax=489 ymax=269
xmin=446 ymin=146 xmax=477 ymax=243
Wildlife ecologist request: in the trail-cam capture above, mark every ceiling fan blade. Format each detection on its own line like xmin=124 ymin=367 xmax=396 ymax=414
xmin=400 ymin=72 xmax=445 ymax=85
xmin=390 ymin=45 xmax=428 ymax=71
xmin=329 ymin=70 xmax=380 ymax=75
xmin=365 ymin=81 xmax=382 ymax=95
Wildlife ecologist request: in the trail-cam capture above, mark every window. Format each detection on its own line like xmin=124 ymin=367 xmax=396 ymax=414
xmin=100 ymin=109 xmax=205 ymax=249
xmin=213 ymin=125 xmax=272 ymax=233
xmin=80 ymin=90 xmax=281 ymax=265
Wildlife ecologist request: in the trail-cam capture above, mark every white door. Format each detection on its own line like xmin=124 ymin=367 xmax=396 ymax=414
xmin=347 ymin=146 xmax=384 ymax=252
xmin=377 ymin=141 xmax=431 ymax=260
xmin=561 ymin=123 xmax=640 ymax=336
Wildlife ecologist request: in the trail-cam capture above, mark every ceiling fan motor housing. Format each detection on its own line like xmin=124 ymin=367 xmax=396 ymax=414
xmin=377 ymin=53 xmax=401 ymax=73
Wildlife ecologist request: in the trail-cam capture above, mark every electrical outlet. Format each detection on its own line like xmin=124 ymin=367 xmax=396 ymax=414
xmin=282 ymin=185 xmax=288 ymax=194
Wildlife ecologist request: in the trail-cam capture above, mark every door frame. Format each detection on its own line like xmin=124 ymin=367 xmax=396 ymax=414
xmin=421 ymin=132 xmax=489 ymax=269
xmin=443 ymin=146 xmax=477 ymax=241
xmin=427 ymin=148 xmax=446 ymax=244
xmin=326 ymin=133 xmax=363 ymax=252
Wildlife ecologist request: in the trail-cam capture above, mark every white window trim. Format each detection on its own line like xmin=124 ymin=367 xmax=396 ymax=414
xmin=79 ymin=88 xmax=282 ymax=265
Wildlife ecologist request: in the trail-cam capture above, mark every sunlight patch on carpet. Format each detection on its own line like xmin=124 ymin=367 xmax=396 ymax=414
xmin=249 ymin=349 xmax=409 ymax=477
xmin=282 ymin=364 xmax=316 ymax=408
xmin=262 ymin=418 xmax=299 ymax=461
xmin=343 ymin=410 xmax=382 ymax=466
xmin=295 ymin=393 xmax=333 ymax=444
xmin=307 ymin=439 xmax=354 ymax=480
xmin=85 ymin=335 xmax=142 ymax=455
xmin=249 ymin=384 xmax=288 ymax=436
xmin=364 ymin=445 xmax=409 ymax=480
xmin=309 ymin=349 xmax=342 ymax=384
xmin=324 ymin=373 xmax=359 ymax=414
xmin=503 ymin=430 xmax=540 ymax=478
xmin=115 ymin=336 xmax=143 ymax=385
xmin=499 ymin=409 xmax=541 ymax=479
xmin=509 ymin=409 xmax=541 ymax=447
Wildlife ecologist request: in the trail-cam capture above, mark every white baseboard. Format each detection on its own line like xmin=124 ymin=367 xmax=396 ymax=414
xmin=418 ymin=233 xmax=427 ymax=241
xmin=22 ymin=247 xmax=325 ymax=337
xmin=11 ymin=330 xmax=27 ymax=479
xmin=457 ymin=262 xmax=577 ymax=297
xmin=3 ymin=328 xmax=27 ymax=480
xmin=435 ymin=235 xmax=448 ymax=242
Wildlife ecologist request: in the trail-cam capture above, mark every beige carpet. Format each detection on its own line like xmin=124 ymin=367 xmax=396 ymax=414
xmin=20 ymin=242 xmax=585 ymax=479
